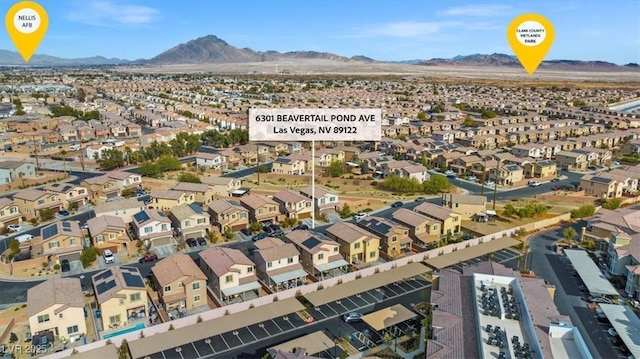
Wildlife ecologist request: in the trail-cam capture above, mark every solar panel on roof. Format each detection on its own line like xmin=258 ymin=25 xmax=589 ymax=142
xmin=301 ymin=237 xmax=320 ymax=249
xmin=157 ymin=212 xmax=166 ymax=217
xmin=133 ymin=211 xmax=150 ymax=223
xmin=188 ymin=203 xmax=204 ymax=214
xmin=94 ymin=269 xmax=113 ymax=281
xmin=42 ymin=224 xmax=58 ymax=239
xmin=122 ymin=272 xmax=145 ymax=288
xmin=95 ymin=279 xmax=116 ymax=295
xmin=62 ymin=222 xmax=71 ymax=228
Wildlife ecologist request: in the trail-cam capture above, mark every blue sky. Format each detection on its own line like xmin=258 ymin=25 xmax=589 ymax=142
xmin=2 ymin=0 xmax=639 ymax=63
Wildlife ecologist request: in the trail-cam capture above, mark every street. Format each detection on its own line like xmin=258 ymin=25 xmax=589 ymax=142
xmin=527 ymin=223 xmax=620 ymax=359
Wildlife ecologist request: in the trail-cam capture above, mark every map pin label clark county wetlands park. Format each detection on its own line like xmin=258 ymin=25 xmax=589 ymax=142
xmin=5 ymin=1 xmax=49 ymax=62
xmin=507 ymin=14 xmax=555 ymax=75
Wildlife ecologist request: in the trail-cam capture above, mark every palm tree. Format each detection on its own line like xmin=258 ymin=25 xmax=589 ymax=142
xmin=18 ymin=172 xmax=25 ymax=188
xmin=60 ymin=150 xmax=67 ymax=176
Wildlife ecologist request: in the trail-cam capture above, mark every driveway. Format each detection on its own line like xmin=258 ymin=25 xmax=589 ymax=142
xmin=527 ymin=223 xmax=620 ymax=359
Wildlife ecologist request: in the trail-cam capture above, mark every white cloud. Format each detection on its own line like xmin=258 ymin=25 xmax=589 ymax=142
xmin=66 ymin=1 xmax=159 ymax=26
xmin=439 ymin=5 xmax=512 ymax=17
xmin=362 ymin=21 xmax=461 ymax=38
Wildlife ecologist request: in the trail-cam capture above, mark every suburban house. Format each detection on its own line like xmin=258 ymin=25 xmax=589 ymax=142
xmin=195 ymin=152 xmax=227 ymax=171
xmin=93 ymin=198 xmax=146 ymax=224
xmin=199 ymin=247 xmax=260 ymax=303
xmin=201 ymin=177 xmax=242 ymax=198
xmin=354 ymin=216 xmax=412 ymax=258
xmin=523 ymin=160 xmax=557 ymax=179
xmin=414 ymin=202 xmax=462 ymax=236
xmin=168 ymin=203 xmax=211 ymax=239
xmin=13 ymin=189 xmax=62 ymax=221
xmin=271 ymin=157 xmax=306 ymax=175
xmin=105 ymin=171 xmax=143 ymax=191
xmin=555 ymin=151 xmax=588 ymax=170
xmin=605 ymin=230 xmax=640 ymax=298
xmin=151 ymin=253 xmax=208 ymax=313
xmin=0 ymin=160 xmax=35 ymax=184
xmin=283 ymin=230 xmax=348 ymax=278
xmin=489 ymin=164 xmax=524 ymax=186
xmin=299 ymin=186 xmax=339 ymax=215
xmin=239 ymin=194 xmax=282 ymax=225
xmin=86 ymin=215 xmax=129 ymax=253
xmin=27 ymin=277 xmax=86 ymax=340
xmin=393 ymin=164 xmax=430 ymax=183
xmin=79 ymin=176 xmax=121 ymax=203
xmin=252 ymin=237 xmax=307 ymax=291
xmin=149 ymin=190 xmax=196 ymax=211
xmin=38 ymin=220 xmax=84 ymax=264
xmin=325 ymin=222 xmax=380 ymax=264
xmin=0 ymin=197 xmax=21 ymax=232
xmin=172 ymin=182 xmax=216 ymax=205
xmin=272 ymin=189 xmax=312 ymax=219
xmin=580 ymin=175 xmax=623 ymax=199
xmin=42 ymin=183 xmax=89 ymax=209
xmin=92 ymin=267 xmax=148 ymax=332
xmin=441 ymin=194 xmax=488 ymax=220
xmin=207 ymin=199 xmax=249 ymax=232
xmin=391 ymin=209 xmax=440 ymax=247
xmin=131 ymin=209 xmax=174 ymax=247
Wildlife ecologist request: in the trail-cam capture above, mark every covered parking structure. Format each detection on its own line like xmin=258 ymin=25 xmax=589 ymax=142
xmin=304 ymin=262 xmax=430 ymax=307
xmin=362 ymin=304 xmax=417 ymax=338
xmin=424 ymin=237 xmax=520 ymax=269
xmin=564 ymin=249 xmax=619 ymax=301
xmin=269 ymin=331 xmax=335 ymax=356
xmin=598 ymin=304 xmax=640 ymax=358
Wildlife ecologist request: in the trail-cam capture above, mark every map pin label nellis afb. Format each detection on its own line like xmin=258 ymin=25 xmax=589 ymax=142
xmin=5 ymin=1 xmax=49 ymax=62
xmin=507 ymin=14 xmax=554 ymax=75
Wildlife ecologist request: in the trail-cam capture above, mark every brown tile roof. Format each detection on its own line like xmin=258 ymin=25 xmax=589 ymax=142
xmin=391 ymin=208 xmax=433 ymax=227
xmin=151 ymin=253 xmax=207 ymax=287
xmin=273 ymin=189 xmax=309 ymax=204
xmin=199 ymin=247 xmax=254 ymax=277
xmin=92 ymin=266 xmax=146 ymax=305
xmin=299 ymin=186 xmax=335 ymax=198
xmin=0 ymin=197 xmax=14 ymax=208
xmin=150 ymin=189 xmax=185 ymax=200
xmin=172 ymin=182 xmax=209 ymax=193
xmin=27 ymin=277 xmax=84 ymax=317
xmin=87 ymin=215 xmax=126 ymax=236
xmin=94 ymin=198 xmax=145 ymax=215
xmin=240 ymin=194 xmax=278 ymax=210
xmin=326 ymin=222 xmax=377 ymax=244
xmin=255 ymin=238 xmax=300 ymax=262
xmin=106 ymin=170 xmax=134 ymax=180
xmin=415 ymin=203 xmax=455 ymax=222
xmin=13 ymin=189 xmax=47 ymax=201
xmin=283 ymin=230 xmax=337 ymax=254
xmin=206 ymin=199 xmax=246 ymax=215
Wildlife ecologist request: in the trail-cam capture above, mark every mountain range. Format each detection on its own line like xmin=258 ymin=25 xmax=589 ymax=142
xmin=0 ymin=35 xmax=637 ymax=70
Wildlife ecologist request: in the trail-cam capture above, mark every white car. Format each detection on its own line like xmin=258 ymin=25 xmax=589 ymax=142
xmin=590 ymin=296 xmax=613 ymax=304
xmin=528 ymin=181 xmax=541 ymax=187
xmin=352 ymin=212 xmax=368 ymax=220
xmin=7 ymin=224 xmax=22 ymax=232
xmin=484 ymin=181 xmax=495 ymax=187
xmin=467 ymin=175 xmax=477 ymax=181
xmin=103 ymin=249 xmax=115 ymax=264
xmin=607 ymin=328 xmax=618 ymax=337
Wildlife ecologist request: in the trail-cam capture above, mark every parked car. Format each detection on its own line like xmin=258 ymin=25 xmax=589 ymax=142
xmin=607 ymin=328 xmax=618 ymax=337
xmin=590 ymin=296 xmax=613 ymax=304
xmin=80 ymin=223 xmax=89 ymax=230
xmin=60 ymin=259 xmax=70 ymax=272
xmin=252 ymin=232 xmax=268 ymax=242
xmin=103 ymin=249 xmax=115 ymax=264
xmin=186 ymin=238 xmax=198 ymax=247
xmin=391 ymin=201 xmax=403 ymax=208
xmin=272 ymin=229 xmax=285 ymax=237
xmin=467 ymin=175 xmax=477 ymax=181
xmin=551 ymin=178 xmax=560 ymax=182
xmin=342 ymin=312 xmax=363 ymax=323
xmin=138 ymin=254 xmax=158 ymax=263
xmin=414 ymin=197 xmax=426 ymax=202
xmin=59 ymin=209 xmax=70 ymax=216
xmin=528 ymin=181 xmax=541 ymax=187
xmin=352 ymin=212 xmax=368 ymax=220
xmin=196 ymin=237 xmax=207 ymax=246
xmin=241 ymin=228 xmax=253 ymax=236
xmin=484 ymin=181 xmax=495 ymax=186
xmin=7 ymin=224 xmax=21 ymax=232
xmin=293 ymin=224 xmax=309 ymax=231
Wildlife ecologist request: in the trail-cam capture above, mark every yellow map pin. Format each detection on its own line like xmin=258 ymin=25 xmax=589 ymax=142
xmin=507 ymin=14 xmax=555 ymax=75
xmin=5 ymin=1 xmax=49 ymax=62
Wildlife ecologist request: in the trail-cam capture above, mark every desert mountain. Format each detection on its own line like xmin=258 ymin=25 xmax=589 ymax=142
xmin=0 ymin=50 xmax=129 ymax=66
xmin=417 ymin=53 xmax=632 ymax=70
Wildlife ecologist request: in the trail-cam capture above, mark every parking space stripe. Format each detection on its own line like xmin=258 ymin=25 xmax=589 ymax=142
xmin=333 ymin=300 xmax=349 ymax=313
xmin=218 ymin=335 xmax=230 ymax=350
xmin=342 ymin=296 xmax=360 ymax=308
xmin=270 ymin=318 xmax=284 ymax=333
xmin=403 ymin=279 xmax=419 ymax=290
xmin=324 ymin=304 xmax=340 ymax=315
xmin=245 ymin=326 xmax=258 ymax=341
xmin=205 ymin=339 xmax=215 ymax=354
xmin=384 ymin=284 xmax=400 ymax=296
xmin=191 ymin=343 xmax=201 ymax=358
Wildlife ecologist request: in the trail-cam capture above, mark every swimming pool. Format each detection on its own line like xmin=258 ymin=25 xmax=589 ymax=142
xmin=102 ymin=322 xmax=146 ymax=340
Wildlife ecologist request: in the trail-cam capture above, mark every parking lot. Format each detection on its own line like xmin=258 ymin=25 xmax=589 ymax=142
xmin=142 ymin=276 xmax=430 ymax=359
xmin=447 ymin=248 xmax=522 ymax=273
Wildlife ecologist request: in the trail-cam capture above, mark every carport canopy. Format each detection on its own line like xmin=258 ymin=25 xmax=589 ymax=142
xmin=424 ymin=237 xmax=519 ymax=269
xmin=221 ymin=281 xmax=261 ymax=297
xmin=598 ymin=304 xmax=640 ymax=359
xmin=304 ymin=262 xmax=430 ymax=307
xmin=269 ymin=331 xmax=334 ymax=355
xmin=564 ymin=249 xmax=618 ymax=297
xmin=362 ymin=304 xmax=416 ymax=331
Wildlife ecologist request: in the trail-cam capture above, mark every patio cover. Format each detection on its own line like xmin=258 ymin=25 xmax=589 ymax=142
xmin=270 ymin=331 xmax=335 ymax=355
xmin=221 ymin=281 xmax=261 ymax=297
xmin=362 ymin=304 xmax=416 ymax=331
xmin=315 ymin=259 xmax=349 ymax=272
xmin=271 ymin=269 xmax=309 ymax=283
xmin=599 ymin=304 xmax=640 ymax=359
xmin=564 ymin=249 xmax=618 ymax=297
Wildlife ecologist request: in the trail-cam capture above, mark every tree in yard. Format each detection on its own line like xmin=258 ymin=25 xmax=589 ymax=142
xmin=80 ymin=247 xmax=99 ymax=268
xmin=96 ymin=148 xmax=126 ymax=170
xmin=416 ymin=111 xmax=427 ymax=120
xmin=39 ymin=208 xmax=55 ymax=221
xmin=157 ymin=155 xmax=182 ymax=172
xmin=9 ymin=239 xmax=20 ymax=255
xmin=257 ymin=164 xmax=268 ymax=173
xmin=423 ymin=175 xmax=452 ymax=194
xmin=18 ymin=171 xmax=25 ymax=187
xmin=117 ymin=339 xmax=130 ymax=359
xmin=9 ymin=332 xmax=18 ymax=344
xmin=326 ymin=161 xmax=345 ymax=178
xmin=139 ymin=161 xmax=161 ymax=177
xmin=60 ymin=149 xmax=68 ymax=175
xmin=562 ymin=227 xmax=578 ymax=243
xmin=339 ymin=203 xmax=352 ymax=218
xmin=602 ymin=198 xmax=623 ymax=210
xmin=177 ymin=172 xmax=201 ymax=183
xmin=503 ymin=204 xmax=517 ymax=217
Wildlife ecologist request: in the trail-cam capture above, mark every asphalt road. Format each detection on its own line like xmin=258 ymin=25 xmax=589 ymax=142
xmin=527 ymin=223 xmax=620 ymax=359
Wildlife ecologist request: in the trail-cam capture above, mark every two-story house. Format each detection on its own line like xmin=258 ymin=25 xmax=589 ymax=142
xmin=0 ymin=197 xmax=21 ymax=232
xmin=523 ymin=160 xmax=557 ymax=179
xmin=150 ymin=190 xmax=196 ymax=211
xmin=93 ymin=198 xmax=146 ymax=224
xmin=13 ymin=189 xmax=63 ymax=221
xmin=239 ymin=194 xmax=281 ymax=225
xmin=92 ymin=267 xmax=148 ymax=332
xmin=441 ymin=194 xmax=488 ymax=220
xmin=27 ymin=278 xmax=86 ymax=340
xmin=354 ymin=216 xmax=412 ymax=258
xmin=391 ymin=209 xmax=440 ymax=247
xmin=168 ymin=203 xmax=211 ymax=239
xmin=87 ymin=215 xmax=129 ymax=253
xmin=299 ymin=186 xmax=339 ymax=215
xmin=555 ymin=151 xmax=588 ymax=170
xmin=42 ymin=183 xmax=89 ymax=210
xmin=201 ymin=177 xmax=243 ymax=198
xmin=106 ymin=171 xmax=143 ymax=191
xmin=325 ymin=222 xmax=380 ymax=264
xmin=199 ymin=247 xmax=260 ymax=303
xmin=581 ymin=175 xmax=623 ymax=198
xmin=272 ymin=189 xmax=312 ymax=220
xmin=151 ymin=253 xmax=208 ymax=313
xmin=38 ymin=220 xmax=83 ymax=264
xmin=80 ymin=175 xmax=121 ymax=203
xmin=283 ymin=230 xmax=348 ymax=279
xmin=206 ymin=199 xmax=249 ymax=232
xmin=172 ymin=182 xmax=216 ymax=205
xmin=0 ymin=160 xmax=35 ymax=183
xmin=271 ymin=157 xmax=306 ymax=175
xmin=252 ymin=237 xmax=307 ymax=291
xmin=414 ymin=202 xmax=461 ymax=236
xmin=131 ymin=209 xmax=174 ymax=247
xmin=195 ymin=152 xmax=228 ymax=171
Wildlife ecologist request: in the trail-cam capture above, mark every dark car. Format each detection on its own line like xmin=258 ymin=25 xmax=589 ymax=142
xmin=138 ymin=254 xmax=158 ymax=263
xmin=241 ymin=228 xmax=253 ymax=236
xmin=272 ymin=229 xmax=285 ymax=237
xmin=293 ymin=224 xmax=309 ymax=231
xmin=264 ymin=226 xmax=275 ymax=234
xmin=59 ymin=209 xmax=70 ymax=216
xmin=391 ymin=201 xmax=403 ymax=208
xmin=60 ymin=259 xmax=70 ymax=272
xmin=196 ymin=237 xmax=207 ymax=246
xmin=186 ymin=238 xmax=198 ymax=247
xmin=252 ymin=232 xmax=268 ymax=242
xmin=551 ymin=178 xmax=560 ymax=182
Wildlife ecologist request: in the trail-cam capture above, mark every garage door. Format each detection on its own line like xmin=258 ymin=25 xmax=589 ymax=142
xmin=59 ymin=252 xmax=80 ymax=262
xmin=151 ymin=237 xmax=174 ymax=247
xmin=298 ymin=212 xmax=311 ymax=219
